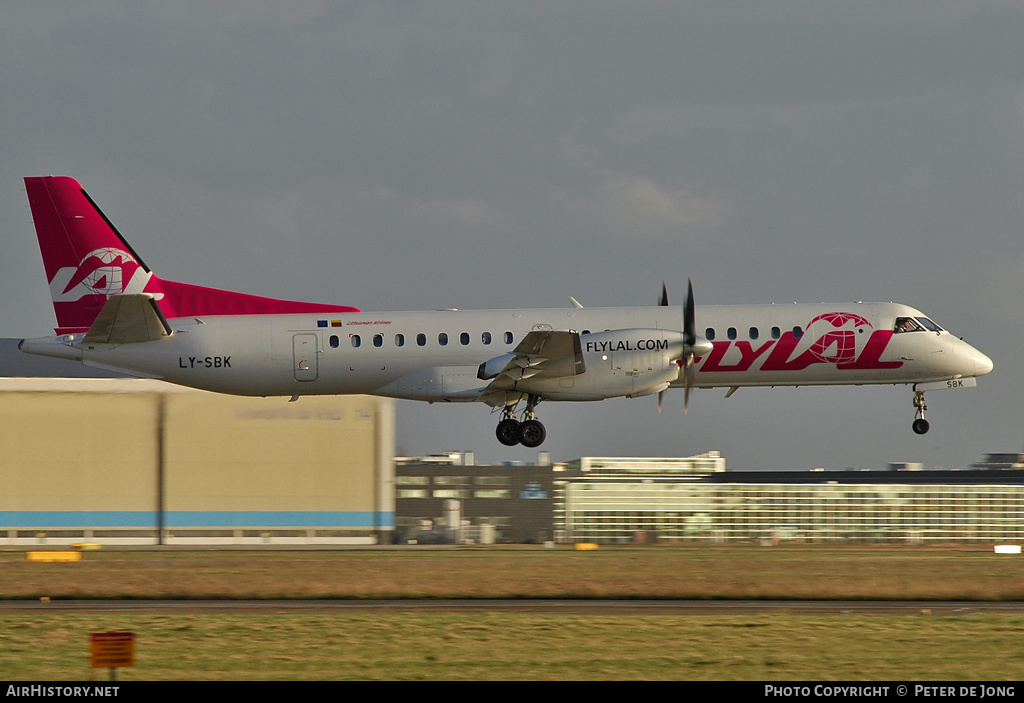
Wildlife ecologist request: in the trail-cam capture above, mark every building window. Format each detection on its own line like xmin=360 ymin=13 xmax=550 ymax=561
xmin=474 ymin=476 xmax=511 ymax=486
xmin=396 ymin=489 xmax=429 ymax=499
xmin=432 ymin=489 xmax=468 ymax=499
xmin=396 ymin=476 xmax=430 ymax=485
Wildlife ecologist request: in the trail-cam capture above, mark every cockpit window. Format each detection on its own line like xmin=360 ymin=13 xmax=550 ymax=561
xmin=916 ymin=317 xmax=943 ymax=333
xmin=894 ymin=317 xmax=925 ymax=333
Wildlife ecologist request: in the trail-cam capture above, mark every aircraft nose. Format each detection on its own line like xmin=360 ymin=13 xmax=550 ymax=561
xmin=972 ymin=349 xmax=993 ymax=377
xmin=957 ymin=337 xmax=993 ymax=377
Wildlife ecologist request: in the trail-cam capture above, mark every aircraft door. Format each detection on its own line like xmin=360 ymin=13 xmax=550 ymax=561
xmin=293 ymin=333 xmax=318 ymax=381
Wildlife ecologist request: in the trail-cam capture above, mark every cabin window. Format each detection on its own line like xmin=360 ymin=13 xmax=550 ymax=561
xmin=482 ymin=332 xmax=492 ymax=345
xmin=329 ymin=335 xmax=340 ymax=348
xmin=504 ymin=331 xmax=513 ymax=344
xmin=705 ymin=328 xmax=716 ymax=341
xmin=771 ymin=326 xmax=781 ymax=339
xmin=417 ymin=333 xmax=426 ymax=347
xmin=460 ymin=332 xmax=470 ymax=345
xmin=395 ymin=334 xmax=405 ymax=347
xmin=792 ymin=326 xmax=803 ymax=339
xmin=351 ymin=335 xmax=361 ymax=348
xmin=749 ymin=327 xmax=759 ymax=340
xmin=727 ymin=327 xmax=737 ymax=341
xmin=373 ymin=333 xmax=383 ymax=347
xmin=438 ymin=333 xmax=448 ymax=346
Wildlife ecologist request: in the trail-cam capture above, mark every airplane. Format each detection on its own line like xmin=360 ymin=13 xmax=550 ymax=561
xmin=18 ymin=176 xmax=993 ymax=447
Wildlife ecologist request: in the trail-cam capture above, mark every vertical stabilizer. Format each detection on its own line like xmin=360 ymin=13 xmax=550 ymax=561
xmin=25 ymin=176 xmax=152 ymax=334
xmin=24 ymin=176 xmax=360 ymax=334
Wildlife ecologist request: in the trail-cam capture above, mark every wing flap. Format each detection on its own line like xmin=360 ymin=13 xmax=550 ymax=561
xmin=82 ymin=294 xmax=172 ymax=344
xmin=483 ymin=330 xmax=585 ymax=392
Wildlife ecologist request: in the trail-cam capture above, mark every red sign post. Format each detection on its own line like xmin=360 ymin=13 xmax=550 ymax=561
xmin=90 ymin=632 xmax=134 ymax=679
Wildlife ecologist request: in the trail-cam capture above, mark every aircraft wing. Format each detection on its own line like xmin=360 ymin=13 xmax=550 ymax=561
xmin=480 ymin=330 xmax=586 ymax=394
xmin=82 ymin=294 xmax=172 ymax=344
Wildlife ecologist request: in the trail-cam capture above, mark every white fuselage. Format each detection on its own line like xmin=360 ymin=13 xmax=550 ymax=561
xmin=46 ymin=301 xmax=991 ymax=405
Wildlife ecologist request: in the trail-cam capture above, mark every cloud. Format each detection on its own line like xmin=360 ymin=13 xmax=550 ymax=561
xmin=601 ymin=173 xmax=726 ymax=231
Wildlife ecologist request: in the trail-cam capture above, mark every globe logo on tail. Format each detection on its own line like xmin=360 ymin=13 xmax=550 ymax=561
xmin=63 ymin=248 xmax=141 ymax=298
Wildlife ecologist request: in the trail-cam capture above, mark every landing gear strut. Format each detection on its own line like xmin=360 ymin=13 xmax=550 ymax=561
xmin=494 ymin=395 xmax=547 ymax=447
xmin=912 ymin=390 xmax=930 ymax=435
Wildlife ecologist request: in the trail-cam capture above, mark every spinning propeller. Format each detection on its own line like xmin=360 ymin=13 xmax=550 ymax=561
xmin=658 ymin=279 xmax=712 ymax=414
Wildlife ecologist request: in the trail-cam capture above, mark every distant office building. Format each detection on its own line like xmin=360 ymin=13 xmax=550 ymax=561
xmin=555 ymin=455 xmax=1024 ymax=544
xmin=971 ymin=452 xmax=1024 ymax=470
xmin=394 ymin=453 xmax=553 ymax=543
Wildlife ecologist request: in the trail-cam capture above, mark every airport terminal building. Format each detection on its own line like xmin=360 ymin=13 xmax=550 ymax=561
xmin=394 ymin=452 xmax=1024 ymax=544
xmin=554 ymin=455 xmax=1024 ymax=544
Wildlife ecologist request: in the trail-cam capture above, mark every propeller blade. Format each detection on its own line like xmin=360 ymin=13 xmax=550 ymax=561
xmin=658 ymin=389 xmax=665 ymax=413
xmin=659 ymin=281 xmax=669 ymax=307
xmin=682 ymin=278 xmax=697 ymax=413
xmin=684 ymin=278 xmax=695 ymax=347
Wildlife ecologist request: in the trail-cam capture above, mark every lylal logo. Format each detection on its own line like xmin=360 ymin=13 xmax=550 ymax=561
xmin=700 ymin=311 xmax=903 ymax=373
xmin=801 ymin=311 xmax=873 ymax=365
xmin=50 ymin=248 xmax=149 ymax=302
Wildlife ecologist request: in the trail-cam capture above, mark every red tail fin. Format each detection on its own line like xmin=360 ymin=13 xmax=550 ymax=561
xmin=25 ymin=176 xmax=359 ymax=334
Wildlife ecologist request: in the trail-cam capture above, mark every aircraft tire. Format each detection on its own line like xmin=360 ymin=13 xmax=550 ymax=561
xmin=496 ymin=418 xmax=522 ymax=446
xmin=519 ymin=419 xmax=546 ymax=448
xmin=912 ymin=418 xmax=930 ymax=435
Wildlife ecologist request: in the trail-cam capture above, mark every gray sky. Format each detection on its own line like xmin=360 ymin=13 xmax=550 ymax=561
xmin=2 ymin=2 xmax=1022 ymax=470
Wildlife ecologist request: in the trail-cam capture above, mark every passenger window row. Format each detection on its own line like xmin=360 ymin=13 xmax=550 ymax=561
xmin=704 ymin=326 xmax=803 ymax=342
xmin=329 ymin=331 xmax=516 ymax=349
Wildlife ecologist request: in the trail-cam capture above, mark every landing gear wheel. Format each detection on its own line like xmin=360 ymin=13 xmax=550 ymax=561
xmin=496 ymin=418 xmax=522 ymax=446
xmin=912 ymin=418 xmax=930 ymax=435
xmin=519 ymin=419 xmax=547 ymax=448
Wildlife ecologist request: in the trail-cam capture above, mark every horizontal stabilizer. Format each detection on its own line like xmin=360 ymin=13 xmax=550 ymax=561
xmin=82 ymin=294 xmax=172 ymax=344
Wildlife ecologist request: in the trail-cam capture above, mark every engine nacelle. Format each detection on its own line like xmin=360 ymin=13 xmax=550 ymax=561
xmin=478 ymin=352 xmax=516 ymax=380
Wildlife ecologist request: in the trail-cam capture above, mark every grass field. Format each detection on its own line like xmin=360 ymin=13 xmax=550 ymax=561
xmin=3 ymin=613 xmax=1024 ymax=680
xmin=1 ymin=544 xmax=1022 ymax=680
xmin=1 ymin=543 xmax=1022 ymax=600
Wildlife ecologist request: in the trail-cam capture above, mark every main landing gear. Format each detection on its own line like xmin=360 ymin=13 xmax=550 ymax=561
xmin=912 ymin=390 xmax=930 ymax=435
xmin=495 ymin=395 xmax=547 ymax=448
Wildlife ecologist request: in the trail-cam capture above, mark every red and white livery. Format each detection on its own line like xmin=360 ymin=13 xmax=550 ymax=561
xmin=19 ymin=176 xmax=992 ymax=446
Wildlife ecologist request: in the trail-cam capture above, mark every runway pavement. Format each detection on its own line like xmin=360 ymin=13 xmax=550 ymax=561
xmin=2 ymin=599 xmax=1023 ymax=615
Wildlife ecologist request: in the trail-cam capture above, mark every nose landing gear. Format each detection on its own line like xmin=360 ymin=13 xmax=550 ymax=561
xmin=912 ymin=390 xmax=930 ymax=435
xmin=494 ymin=395 xmax=547 ymax=447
